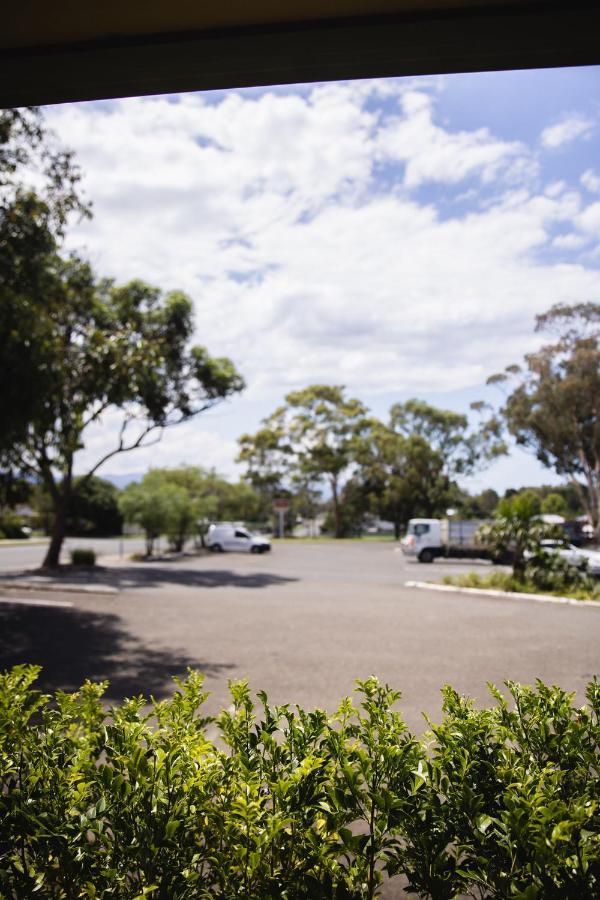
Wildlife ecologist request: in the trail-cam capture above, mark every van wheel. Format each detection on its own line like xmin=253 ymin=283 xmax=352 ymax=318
xmin=418 ymin=549 xmax=434 ymax=563
xmin=211 ymin=543 xmax=223 ymax=553
xmin=250 ymin=546 xmax=260 ymax=554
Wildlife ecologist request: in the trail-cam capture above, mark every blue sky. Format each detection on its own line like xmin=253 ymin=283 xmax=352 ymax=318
xmin=43 ymin=66 xmax=600 ymax=494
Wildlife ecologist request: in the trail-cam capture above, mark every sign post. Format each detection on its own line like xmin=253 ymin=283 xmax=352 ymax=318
xmin=272 ymin=498 xmax=290 ymax=538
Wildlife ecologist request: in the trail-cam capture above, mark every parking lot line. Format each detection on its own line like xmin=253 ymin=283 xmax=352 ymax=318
xmin=0 ymin=595 xmax=73 ymax=609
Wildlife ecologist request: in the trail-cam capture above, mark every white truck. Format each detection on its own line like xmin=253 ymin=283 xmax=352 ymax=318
xmin=401 ymin=517 xmax=489 ymax=563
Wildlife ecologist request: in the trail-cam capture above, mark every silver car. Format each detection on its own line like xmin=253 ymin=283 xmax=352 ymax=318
xmin=538 ymin=539 xmax=600 ymax=576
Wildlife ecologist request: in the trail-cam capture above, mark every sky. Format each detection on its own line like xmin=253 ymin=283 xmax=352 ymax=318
xmin=43 ymin=65 xmax=600 ymax=494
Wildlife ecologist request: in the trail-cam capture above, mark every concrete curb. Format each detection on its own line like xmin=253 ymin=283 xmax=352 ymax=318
xmin=405 ymin=580 xmax=600 ymax=608
xmin=0 ymin=580 xmax=118 ymax=596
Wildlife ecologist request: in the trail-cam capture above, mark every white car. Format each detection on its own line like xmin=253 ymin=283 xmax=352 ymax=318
xmin=536 ymin=540 xmax=600 ymax=576
xmin=206 ymin=524 xmax=271 ymax=554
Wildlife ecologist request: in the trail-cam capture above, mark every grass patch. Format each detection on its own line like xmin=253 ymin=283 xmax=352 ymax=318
xmin=442 ymin=571 xmax=600 ymax=601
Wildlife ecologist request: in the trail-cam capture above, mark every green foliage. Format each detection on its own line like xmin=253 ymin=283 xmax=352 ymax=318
xmin=70 ymin=547 xmax=96 ymax=567
xmin=454 ymin=487 xmax=500 ymax=519
xmin=1 ymin=667 xmax=599 ymax=898
xmin=540 ymin=492 xmax=570 ymax=517
xmin=65 ymin=476 xmax=123 ymax=537
xmin=489 ymin=302 xmax=600 ymax=540
xmin=0 ymin=109 xmax=90 ymax=457
xmin=0 ymin=511 xmax=29 ymax=540
xmin=355 ymin=424 xmax=451 ymax=538
xmin=0 ymin=109 xmax=244 ymax=569
xmin=524 ymin=550 xmax=596 ymax=596
xmin=118 ymin=481 xmax=189 ymax=556
xmin=239 ymin=385 xmax=369 ymax=538
xmin=119 ymin=468 xmax=266 ymax=553
xmin=390 ymin=398 xmax=506 ymax=479
xmin=477 ymin=492 xmax=560 ymax=579
xmin=443 ymin=570 xmax=600 ymax=601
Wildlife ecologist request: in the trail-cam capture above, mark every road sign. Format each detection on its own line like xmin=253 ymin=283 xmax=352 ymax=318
xmin=273 ymin=499 xmax=289 ymax=537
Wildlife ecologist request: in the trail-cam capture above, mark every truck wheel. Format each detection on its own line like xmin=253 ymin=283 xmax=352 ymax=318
xmin=419 ymin=549 xmax=435 ymax=563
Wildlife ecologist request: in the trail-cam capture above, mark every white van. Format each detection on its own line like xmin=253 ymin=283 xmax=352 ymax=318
xmin=206 ymin=523 xmax=271 ymax=554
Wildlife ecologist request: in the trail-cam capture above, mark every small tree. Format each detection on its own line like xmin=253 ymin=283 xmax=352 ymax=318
xmin=476 ymin=492 xmax=557 ymax=581
xmin=118 ymin=481 xmax=186 ymax=556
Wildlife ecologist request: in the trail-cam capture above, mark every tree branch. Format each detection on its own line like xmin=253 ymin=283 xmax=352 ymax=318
xmin=81 ymin=422 xmax=163 ymax=483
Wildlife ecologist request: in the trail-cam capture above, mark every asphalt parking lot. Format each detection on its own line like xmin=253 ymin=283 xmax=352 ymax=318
xmin=0 ymin=540 xmax=598 ymax=732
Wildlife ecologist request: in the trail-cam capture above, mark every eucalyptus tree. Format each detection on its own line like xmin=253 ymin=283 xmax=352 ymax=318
xmin=390 ymin=398 xmax=506 ymax=483
xmin=0 ymin=108 xmax=90 ymax=455
xmin=0 ymin=108 xmax=244 ymax=567
xmin=239 ymin=385 xmax=369 ymax=537
xmin=488 ymin=303 xmax=600 ymax=540
xmin=355 ymin=421 xmax=449 ymax=539
xmin=6 ymin=267 xmax=244 ymax=567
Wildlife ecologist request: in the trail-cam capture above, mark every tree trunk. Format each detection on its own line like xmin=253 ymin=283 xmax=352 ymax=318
xmin=589 ymin=475 xmax=600 ymax=543
xmin=512 ymin=550 xmax=526 ymax=583
xmin=43 ymin=501 xmax=67 ymax=568
xmin=331 ymin=479 xmax=342 ymax=538
xmin=394 ymin=520 xmax=401 ymax=541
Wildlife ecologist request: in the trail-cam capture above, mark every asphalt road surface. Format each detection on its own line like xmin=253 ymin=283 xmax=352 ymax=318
xmin=0 ymin=535 xmax=146 ymax=571
xmin=0 ymin=540 xmax=598 ymax=732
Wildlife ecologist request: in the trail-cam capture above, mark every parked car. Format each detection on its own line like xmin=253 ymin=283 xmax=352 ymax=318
xmin=532 ymin=539 xmax=600 ymax=576
xmin=206 ymin=523 xmax=271 ymax=554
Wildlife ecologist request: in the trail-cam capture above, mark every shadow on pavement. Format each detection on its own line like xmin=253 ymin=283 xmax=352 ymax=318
xmin=0 ymin=604 xmax=233 ymax=699
xmin=0 ymin=567 xmax=299 ymax=592
xmin=110 ymin=566 xmax=299 ymax=591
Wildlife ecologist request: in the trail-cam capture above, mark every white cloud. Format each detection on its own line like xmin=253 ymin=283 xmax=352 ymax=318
xmin=576 ymin=201 xmax=600 ymax=233
xmin=581 ymin=168 xmax=600 ymax=193
xmin=43 ymin=82 xmax=600 ymax=478
xmin=541 ymin=114 xmax=594 ymax=148
xmin=552 ymin=233 xmax=588 ymax=250
xmin=376 ymin=90 xmax=533 ymax=188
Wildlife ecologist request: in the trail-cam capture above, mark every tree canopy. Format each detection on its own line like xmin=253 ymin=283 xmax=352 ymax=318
xmin=239 ymin=385 xmax=368 ymax=537
xmin=488 ymin=302 xmax=600 ymax=539
xmin=0 ymin=109 xmax=244 ymax=566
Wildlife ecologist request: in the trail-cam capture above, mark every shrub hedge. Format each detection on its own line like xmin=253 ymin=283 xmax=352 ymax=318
xmin=70 ymin=548 xmax=97 ymax=567
xmin=1 ymin=666 xmax=599 ymax=898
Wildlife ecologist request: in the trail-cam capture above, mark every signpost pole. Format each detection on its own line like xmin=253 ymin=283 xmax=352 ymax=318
xmin=273 ymin=499 xmax=290 ymax=539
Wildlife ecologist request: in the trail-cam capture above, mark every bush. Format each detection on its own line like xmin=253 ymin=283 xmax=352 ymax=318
xmin=526 ymin=549 xmax=594 ymax=594
xmin=70 ymin=547 xmax=96 ymax=566
xmin=1 ymin=666 xmax=599 ymax=898
xmin=0 ymin=512 xmax=29 ymax=539
xmin=444 ymin=560 xmax=600 ymax=600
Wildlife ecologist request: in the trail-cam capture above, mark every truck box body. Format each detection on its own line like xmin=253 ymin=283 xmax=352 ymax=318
xmin=440 ymin=518 xmax=485 ymax=548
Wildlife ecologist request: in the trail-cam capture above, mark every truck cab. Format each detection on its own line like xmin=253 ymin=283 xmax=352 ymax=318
xmin=401 ymin=519 xmax=442 ymax=563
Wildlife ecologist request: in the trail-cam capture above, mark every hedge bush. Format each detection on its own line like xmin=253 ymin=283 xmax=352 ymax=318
xmin=1 ymin=666 xmax=599 ymax=898
xmin=70 ymin=548 xmax=97 ymax=567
